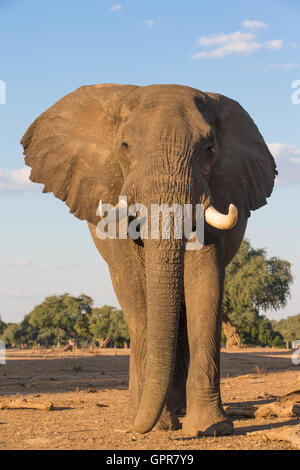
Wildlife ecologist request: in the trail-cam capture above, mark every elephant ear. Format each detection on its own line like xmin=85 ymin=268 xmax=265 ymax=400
xmin=21 ymin=84 xmax=138 ymax=225
xmin=206 ymin=93 xmax=277 ymax=218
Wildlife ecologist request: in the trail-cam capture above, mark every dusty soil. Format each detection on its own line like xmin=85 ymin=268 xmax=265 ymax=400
xmin=0 ymin=347 xmax=299 ymax=450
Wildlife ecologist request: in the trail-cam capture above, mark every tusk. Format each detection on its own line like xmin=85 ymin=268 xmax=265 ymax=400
xmin=98 ymin=198 xmax=128 ymax=222
xmin=99 ymin=200 xmax=104 ymax=218
xmin=205 ymin=203 xmax=238 ymax=230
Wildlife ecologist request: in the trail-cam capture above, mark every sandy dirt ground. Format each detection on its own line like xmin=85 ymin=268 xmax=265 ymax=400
xmin=0 ymin=347 xmax=299 ymax=450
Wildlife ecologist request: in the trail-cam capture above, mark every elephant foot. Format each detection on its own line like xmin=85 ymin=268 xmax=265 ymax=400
xmin=182 ymin=406 xmax=233 ymax=437
xmin=156 ymin=408 xmax=181 ymax=431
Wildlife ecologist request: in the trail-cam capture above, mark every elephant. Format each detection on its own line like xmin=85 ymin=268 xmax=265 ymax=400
xmin=21 ymin=84 xmax=276 ymax=436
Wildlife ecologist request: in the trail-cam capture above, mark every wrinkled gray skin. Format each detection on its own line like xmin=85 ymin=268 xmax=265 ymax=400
xmin=21 ymin=84 xmax=276 ymax=436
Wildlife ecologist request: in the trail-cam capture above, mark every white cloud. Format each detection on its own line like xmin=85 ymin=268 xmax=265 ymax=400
xmin=242 ymin=19 xmax=268 ymax=30
xmin=192 ymin=42 xmax=261 ymax=59
xmin=110 ymin=3 xmax=122 ymax=11
xmin=0 ymin=166 xmax=41 ymax=192
xmin=268 ymin=143 xmax=300 ymax=185
xmin=193 ymin=31 xmax=261 ymax=59
xmin=192 ymin=22 xmax=283 ymax=60
xmin=265 ymin=39 xmax=283 ymax=50
xmin=264 ymin=63 xmax=298 ymax=72
xmin=146 ymin=19 xmax=156 ymax=28
xmin=195 ymin=31 xmax=256 ymax=47
xmin=0 ymin=259 xmax=80 ymax=272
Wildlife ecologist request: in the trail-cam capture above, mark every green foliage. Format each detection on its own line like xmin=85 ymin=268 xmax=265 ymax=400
xmin=231 ymin=310 xmax=285 ymax=347
xmin=1 ymin=317 xmax=39 ymax=348
xmin=0 ymin=295 xmax=129 ymax=348
xmin=28 ymin=293 xmax=93 ymax=346
xmin=223 ymin=239 xmax=292 ymax=347
xmin=272 ymin=313 xmax=300 ymax=343
xmin=14 ymin=314 xmax=39 ymax=346
xmin=89 ymin=305 xmax=129 ymax=347
xmin=1 ymin=323 xmax=22 ymax=347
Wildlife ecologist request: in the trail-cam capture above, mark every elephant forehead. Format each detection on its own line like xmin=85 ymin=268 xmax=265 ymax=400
xmin=140 ymin=85 xmax=201 ymax=107
xmin=122 ymin=85 xmax=212 ymax=138
xmin=123 ymin=84 xmax=202 ymax=109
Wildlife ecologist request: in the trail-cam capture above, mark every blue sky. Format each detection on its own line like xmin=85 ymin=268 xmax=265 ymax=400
xmin=0 ymin=0 xmax=300 ymax=322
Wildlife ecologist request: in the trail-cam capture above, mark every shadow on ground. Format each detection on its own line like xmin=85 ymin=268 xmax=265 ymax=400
xmin=0 ymin=349 xmax=299 ymax=396
xmin=0 ymin=352 xmax=129 ymax=396
xmin=221 ymin=349 xmax=299 ymax=378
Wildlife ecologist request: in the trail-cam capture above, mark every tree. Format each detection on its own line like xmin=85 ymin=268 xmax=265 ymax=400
xmin=0 ymin=316 xmax=6 ymax=336
xmin=221 ymin=311 xmax=241 ymax=348
xmin=0 ymin=296 xmax=130 ymax=349
xmin=230 ymin=310 xmax=285 ymax=347
xmin=1 ymin=316 xmax=38 ymax=347
xmin=273 ymin=313 xmax=300 ymax=344
xmin=16 ymin=314 xmax=39 ymax=347
xmin=89 ymin=305 xmax=129 ymax=347
xmin=28 ymin=294 xmax=93 ymax=347
xmin=222 ymin=239 xmax=292 ymax=347
xmin=1 ymin=323 xmax=22 ymax=347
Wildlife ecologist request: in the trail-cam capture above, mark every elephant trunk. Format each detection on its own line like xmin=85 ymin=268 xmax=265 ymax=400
xmin=133 ymin=237 xmax=185 ymax=433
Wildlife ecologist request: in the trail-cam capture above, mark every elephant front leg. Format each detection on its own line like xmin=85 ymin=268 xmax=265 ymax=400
xmin=182 ymin=245 xmax=233 ymax=437
xmin=108 ymin=259 xmax=147 ymax=424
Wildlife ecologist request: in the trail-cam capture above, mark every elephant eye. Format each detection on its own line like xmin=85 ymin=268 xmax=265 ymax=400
xmin=122 ymin=141 xmax=129 ymax=150
xmin=206 ymin=145 xmax=214 ymax=152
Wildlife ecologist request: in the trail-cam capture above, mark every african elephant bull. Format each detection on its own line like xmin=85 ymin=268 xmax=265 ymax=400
xmin=21 ymin=84 xmax=276 ymax=436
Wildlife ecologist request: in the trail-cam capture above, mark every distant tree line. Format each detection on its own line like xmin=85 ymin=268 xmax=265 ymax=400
xmin=272 ymin=313 xmax=300 ymax=344
xmin=0 ymin=295 xmax=129 ymax=349
xmin=222 ymin=239 xmax=293 ymax=347
xmin=0 ymin=239 xmax=295 ymax=349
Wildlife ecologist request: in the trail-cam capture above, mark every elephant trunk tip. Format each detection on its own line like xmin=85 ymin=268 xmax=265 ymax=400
xmin=133 ymin=408 xmax=162 ymax=434
xmin=133 ymin=421 xmax=152 ymax=434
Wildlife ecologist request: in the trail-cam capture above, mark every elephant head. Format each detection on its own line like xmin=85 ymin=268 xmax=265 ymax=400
xmin=21 ymin=84 xmax=276 ymax=433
